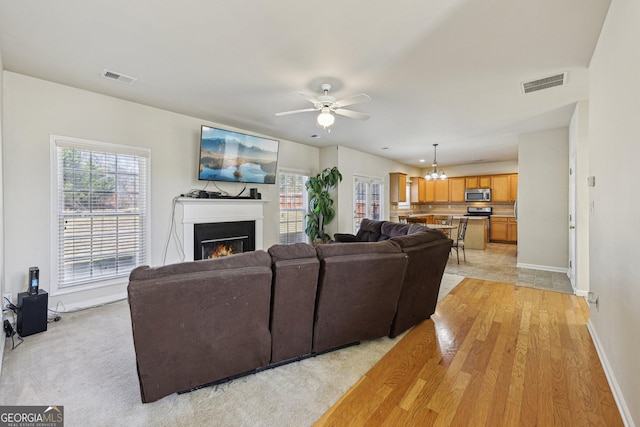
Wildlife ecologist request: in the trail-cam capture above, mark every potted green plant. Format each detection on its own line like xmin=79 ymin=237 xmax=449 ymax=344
xmin=305 ymin=166 xmax=342 ymax=244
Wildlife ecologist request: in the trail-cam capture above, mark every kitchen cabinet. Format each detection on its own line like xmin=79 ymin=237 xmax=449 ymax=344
xmin=425 ymin=180 xmax=435 ymax=202
xmin=465 ymin=176 xmax=479 ymax=189
xmin=434 ymin=179 xmax=449 ymax=202
xmin=491 ymin=174 xmax=518 ymax=202
xmin=452 ymin=217 xmax=487 ymax=249
xmin=491 ymin=175 xmax=510 ymax=202
xmin=490 ymin=216 xmax=517 ymax=243
xmin=410 ymin=176 xmax=426 ymax=203
xmin=389 ymin=173 xmax=407 ymax=203
xmin=465 ymin=176 xmax=491 ymax=189
xmin=509 ymin=174 xmax=518 ymax=201
xmin=449 ymin=177 xmax=466 ymax=202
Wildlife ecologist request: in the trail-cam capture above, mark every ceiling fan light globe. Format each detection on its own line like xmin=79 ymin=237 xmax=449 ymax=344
xmin=317 ymin=110 xmax=335 ymax=127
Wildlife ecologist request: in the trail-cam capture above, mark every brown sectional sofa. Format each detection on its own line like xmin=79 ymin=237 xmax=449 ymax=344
xmin=127 ymin=221 xmax=451 ymax=403
xmin=334 ymin=219 xmax=453 ymax=337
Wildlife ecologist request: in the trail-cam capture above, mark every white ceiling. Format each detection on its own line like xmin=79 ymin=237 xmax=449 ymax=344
xmin=0 ymin=0 xmax=610 ymax=167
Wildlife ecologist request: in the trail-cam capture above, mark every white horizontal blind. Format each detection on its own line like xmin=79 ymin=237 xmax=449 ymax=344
xmin=278 ymin=170 xmax=309 ymax=244
xmin=54 ymin=138 xmax=149 ymax=289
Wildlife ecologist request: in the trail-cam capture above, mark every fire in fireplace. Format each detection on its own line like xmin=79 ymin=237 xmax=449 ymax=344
xmin=201 ymin=236 xmax=247 ymax=259
xmin=193 ymin=221 xmax=255 ymax=261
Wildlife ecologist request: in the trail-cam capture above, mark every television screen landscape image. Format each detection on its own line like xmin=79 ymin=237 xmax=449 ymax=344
xmin=198 ymin=126 xmax=279 ymax=184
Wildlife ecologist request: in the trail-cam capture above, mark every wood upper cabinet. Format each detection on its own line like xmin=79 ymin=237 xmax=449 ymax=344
xmin=479 ymin=176 xmax=491 ymax=188
xmin=465 ymin=176 xmax=491 ymax=189
xmin=449 ymin=177 xmax=466 ymax=202
xmin=434 ymin=179 xmax=449 ymax=202
xmin=490 ymin=175 xmax=510 ymax=202
xmin=491 ymin=174 xmax=518 ymax=202
xmin=424 ymin=180 xmax=435 ymax=202
xmin=389 ymin=172 xmax=407 ymax=203
xmin=465 ymin=176 xmax=479 ymax=189
xmin=410 ymin=176 xmax=426 ymax=203
xmin=509 ymin=174 xmax=518 ymax=201
xmin=425 ymin=179 xmax=449 ymax=203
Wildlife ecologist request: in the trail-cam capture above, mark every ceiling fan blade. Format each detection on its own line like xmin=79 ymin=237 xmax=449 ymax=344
xmin=275 ymin=108 xmax=318 ymax=117
xmin=334 ymin=109 xmax=370 ymax=121
xmin=333 ymin=93 xmax=371 ymax=108
xmin=295 ymin=91 xmax=319 ymax=105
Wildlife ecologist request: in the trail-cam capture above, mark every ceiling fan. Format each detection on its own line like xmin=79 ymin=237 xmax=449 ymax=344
xmin=275 ymin=83 xmax=371 ymax=128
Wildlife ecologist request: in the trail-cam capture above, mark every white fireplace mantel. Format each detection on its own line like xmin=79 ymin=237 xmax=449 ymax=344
xmin=176 ymin=198 xmax=266 ymax=261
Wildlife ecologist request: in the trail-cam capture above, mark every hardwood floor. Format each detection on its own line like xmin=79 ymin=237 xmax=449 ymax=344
xmin=315 ymin=278 xmax=623 ymax=426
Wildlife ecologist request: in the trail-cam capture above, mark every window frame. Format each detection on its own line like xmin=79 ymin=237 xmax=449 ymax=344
xmin=353 ymin=174 xmax=385 ymax=233
xmin=278 ymin=168 xmax=310 ymax=245
xmin=49 ymin=135 xmax=151 ymax=296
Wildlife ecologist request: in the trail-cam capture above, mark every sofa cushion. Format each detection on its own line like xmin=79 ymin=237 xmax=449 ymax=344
xmin=128 ymin=250 xmax=273 ymax=402
xmin=268 ymin=243 xmax=319 ymax=364
xmin=315 ymin=240 xmax=400 ymax=258
xmin=390 ymin=228 xmax=448 ymax=249
xmin=130 ymin=250 xmax=272 ymax=281
xmin=268 ymin=242 xmax=317 ymax=262
xmin=354 ymin=218 xmax=384 ymax=241
xmin=381 ymin=221 xmax=411 ymax=238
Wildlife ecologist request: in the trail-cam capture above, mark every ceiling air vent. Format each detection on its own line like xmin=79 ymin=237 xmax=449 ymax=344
xmin=521 ymin=72 xmax=566 ymax=94
xmin=101 ymin=69 xmax=137 ymax=85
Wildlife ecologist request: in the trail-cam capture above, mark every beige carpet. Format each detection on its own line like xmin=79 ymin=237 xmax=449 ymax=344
xmin=0 ymin=274 xmax=464 ymax=427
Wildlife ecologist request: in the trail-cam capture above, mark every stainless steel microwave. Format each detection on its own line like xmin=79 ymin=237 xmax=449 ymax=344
xmin=465 ymin=188 xmax=491 ymax=202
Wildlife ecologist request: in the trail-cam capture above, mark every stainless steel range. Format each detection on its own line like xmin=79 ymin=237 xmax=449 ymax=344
xmin=465 ymin=206 xmax=493 ymax=242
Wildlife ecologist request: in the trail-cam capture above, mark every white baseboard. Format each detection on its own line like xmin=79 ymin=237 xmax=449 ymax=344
xmin=586 ymin=320 xmax=635 ymax=427
xmin=516 ymin=263 xmax=569 ymax=274
xmin=49 ymin=292 xmax=128 ymax=314
xmin=575 ymin=289 xmax=589 ymax=298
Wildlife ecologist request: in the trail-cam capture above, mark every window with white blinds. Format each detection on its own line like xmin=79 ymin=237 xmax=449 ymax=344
xmin=278 ymin=170 xmax=309 ymax=245
xmin=51 ymin=136 xmax=150 ymax=294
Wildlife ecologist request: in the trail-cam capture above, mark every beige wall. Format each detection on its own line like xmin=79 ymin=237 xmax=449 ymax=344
xmin=2 ymin=71 xmax=318 ymax=310
xmin=437 ymin=160 xmax=518 ymax=178
xmin=517 ymin=127 xmax=569 ymax=271
xmin=589 ymin=0 xmax=639 ymax=423
xmin=333 ymin=145 xmax=421 ymax=235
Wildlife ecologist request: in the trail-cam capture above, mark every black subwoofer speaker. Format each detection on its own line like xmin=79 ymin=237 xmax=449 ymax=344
xmin=17 ymin=290 xmax=48 ymax=336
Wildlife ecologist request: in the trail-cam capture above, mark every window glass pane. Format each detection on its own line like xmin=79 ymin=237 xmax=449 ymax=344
xmin=354 ymin=177 xmax=384 ymax=232
xmin=55 ymin=143 xmax=147 ymax=289
xmin=279 ymin=171 xmax=309 ymax=244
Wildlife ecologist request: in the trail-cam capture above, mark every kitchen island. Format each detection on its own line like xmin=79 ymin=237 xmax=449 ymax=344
xmin=401 ymin=214 xmax=488 ymax=250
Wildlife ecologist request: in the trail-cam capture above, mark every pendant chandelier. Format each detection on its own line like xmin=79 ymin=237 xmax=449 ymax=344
xmin=425 ymin=143 xmax=447 ymax=180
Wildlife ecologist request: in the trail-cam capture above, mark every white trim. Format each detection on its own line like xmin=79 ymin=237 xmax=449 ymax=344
xmin=50 ymin=292 xmax=128 ymax=314
xmin=586 ymin=320 xmax=635 ymax=427
xmin=176 ymin=198 xmax=266 ymax=261
xmin=515 ymin=263 xmax=569 ymax=274
xmin=278 ymin=166 xmax=310 ymax=175
xmin=575 ymin=289 xmax=589 ymax=298
xmin=353 ymin=173 xmax=384 ymax=181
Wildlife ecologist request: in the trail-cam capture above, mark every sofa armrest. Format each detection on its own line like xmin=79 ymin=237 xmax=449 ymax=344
xmin=333 ymin=233 xmax=358 ymax=242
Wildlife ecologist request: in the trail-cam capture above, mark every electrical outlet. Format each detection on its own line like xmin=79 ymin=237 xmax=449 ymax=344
xmin=3 ymin=293 xmax=12 ymax=315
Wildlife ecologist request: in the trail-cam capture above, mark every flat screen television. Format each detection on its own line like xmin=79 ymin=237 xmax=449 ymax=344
xmin=198 ymin=125 xmax=279 ymax=184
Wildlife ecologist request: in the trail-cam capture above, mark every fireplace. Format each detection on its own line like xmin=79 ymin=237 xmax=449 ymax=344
xmin=176 ymin=198 xmax=265 ymax=262
xmin=193 ymin=221 xmax=255 ymax=261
